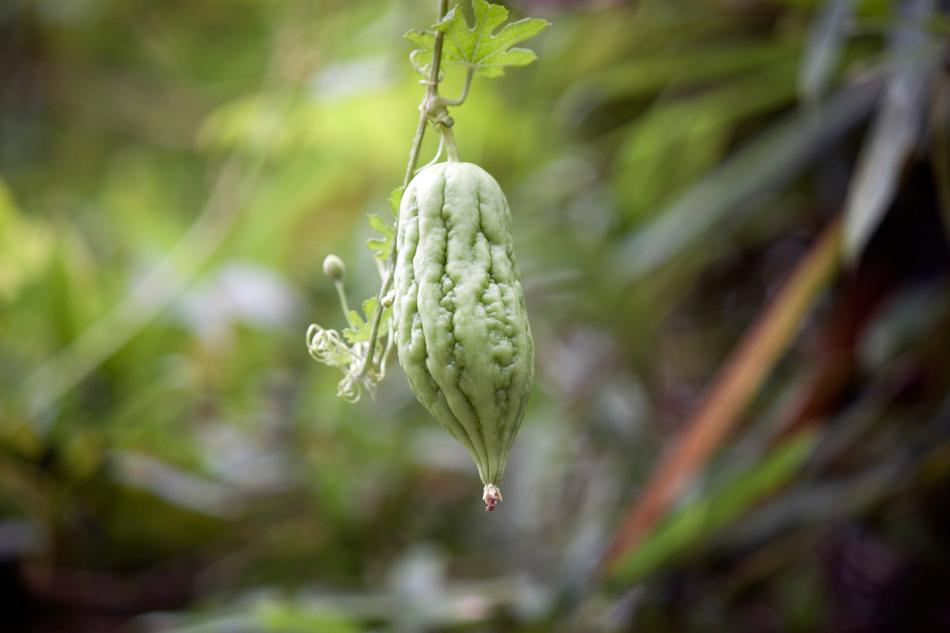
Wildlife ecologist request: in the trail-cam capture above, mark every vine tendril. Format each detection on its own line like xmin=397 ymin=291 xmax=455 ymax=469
xmin=306 ymin=0 xmax=452 ymax=402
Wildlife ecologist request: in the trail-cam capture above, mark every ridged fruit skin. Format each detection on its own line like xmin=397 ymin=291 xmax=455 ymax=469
xmin=393 ymin=162 xmax=534 ymax=487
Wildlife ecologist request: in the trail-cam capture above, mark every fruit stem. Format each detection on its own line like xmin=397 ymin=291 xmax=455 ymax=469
xmin=442 ymin=126 xmax=460 ymax=162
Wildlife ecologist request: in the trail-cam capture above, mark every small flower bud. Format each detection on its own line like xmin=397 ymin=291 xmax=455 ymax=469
xmin=322 ymin=254 xmax=346 ymax=281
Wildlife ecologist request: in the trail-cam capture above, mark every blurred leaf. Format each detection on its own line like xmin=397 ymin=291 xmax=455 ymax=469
xmin=799 ymin=0 xmax=856 ymax=102
xmin=0 ymin=181 xmax=53 ymax=303
xmin=255 ymin=600 xmax=360 ymax=633
xmin=110 ymin=451 xmax=242 ymax=519
xmin=928 ymin=12 xmax=950 ymax=35
xmin=615 ymin=77 xmax=881 ymax=281
xmin=557 ymin=39 xmax=800 ymax=123
xmin=843 ymin=0 xmax=940 ymax=261
xmin=610 ymin=431 xmax=818 ymax=586
xmin=604 ymin=220 xmax=842 ymax=570
xmin=859 ymin=282 xmax=950 ymax=369
xmin=198 ymin=90 xmax=410 ymax=167
xmin=406 ymin=0 xmax=550 ymax=78
xmin=366 ymin=213 xmax=394 ymax=262
xmin=616 ymin=63 xmax=800 ymax=221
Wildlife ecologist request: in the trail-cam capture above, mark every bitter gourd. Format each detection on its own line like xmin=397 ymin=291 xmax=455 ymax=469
xmin=393 ymin=161 xmax=534 ymax=511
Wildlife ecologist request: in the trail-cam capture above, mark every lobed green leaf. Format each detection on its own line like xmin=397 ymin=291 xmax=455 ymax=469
xmin=406 ymin=0 xmax=550 ymax=78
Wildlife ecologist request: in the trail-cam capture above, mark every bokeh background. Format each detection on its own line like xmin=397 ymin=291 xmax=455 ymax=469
xmin=2 ymin=0 xmax=950 ymax=631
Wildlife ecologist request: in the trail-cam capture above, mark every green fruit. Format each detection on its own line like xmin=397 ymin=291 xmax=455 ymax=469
xmin=393 ymin=161 xmax=534 ymax=510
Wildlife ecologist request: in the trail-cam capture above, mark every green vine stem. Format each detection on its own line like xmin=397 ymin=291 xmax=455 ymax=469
xmin=438 ymin=68 xmax=474 ymax=107
xmin=355 ymin=0 xmax=453 ymax=382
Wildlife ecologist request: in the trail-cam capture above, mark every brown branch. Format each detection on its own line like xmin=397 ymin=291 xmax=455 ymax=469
xmin=602 ymin=217 xmax=844 ymax=572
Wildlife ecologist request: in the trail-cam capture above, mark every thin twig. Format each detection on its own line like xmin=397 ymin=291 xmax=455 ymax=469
xmin=601 ymin=217 xmax=844 ymax=573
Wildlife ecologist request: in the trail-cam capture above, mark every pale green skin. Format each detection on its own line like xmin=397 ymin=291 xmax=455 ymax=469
xmin=393 ymin=162 xmax=535 ymax=487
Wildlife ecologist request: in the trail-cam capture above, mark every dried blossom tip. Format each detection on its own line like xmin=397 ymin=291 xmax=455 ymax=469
xmin=483 ymin=483 xmax=502 ymax=512
xmin=322 ymin=254 xmax=346 ymax=281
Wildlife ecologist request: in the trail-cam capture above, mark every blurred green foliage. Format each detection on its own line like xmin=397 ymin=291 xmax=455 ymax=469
xmin=1 ymin=0 xmax=949 ymax=631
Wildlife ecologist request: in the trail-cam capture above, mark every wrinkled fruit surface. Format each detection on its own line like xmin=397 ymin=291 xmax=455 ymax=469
xmin=393 ymin=162 xmax=535 ymax=497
